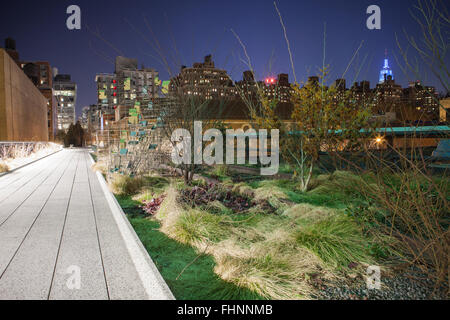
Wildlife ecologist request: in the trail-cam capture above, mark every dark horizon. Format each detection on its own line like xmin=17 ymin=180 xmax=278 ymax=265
xmin=1 ymin=0 xmax=448 ymax=118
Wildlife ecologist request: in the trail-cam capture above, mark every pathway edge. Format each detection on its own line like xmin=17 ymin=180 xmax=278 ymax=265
xmin=89 ymin=153 xmax=175 ymax=300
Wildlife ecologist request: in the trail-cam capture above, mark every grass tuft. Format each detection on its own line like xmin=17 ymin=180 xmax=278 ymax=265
xmin=0 ymin=161 xmax=9 ymax=173
xmin=174 ymin=209 xmax=230 ymax=245
xmin=295 ymin=214 xmax=374 ymax=269
xmin=110 ymin=174 xmax=145 ymax=196
xmin=130 ymin=217 xmax=263 ymax=300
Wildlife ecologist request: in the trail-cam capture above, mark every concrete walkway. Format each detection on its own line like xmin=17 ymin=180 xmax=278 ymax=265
xmin=0 ymin=149 xmax=173 ymax=300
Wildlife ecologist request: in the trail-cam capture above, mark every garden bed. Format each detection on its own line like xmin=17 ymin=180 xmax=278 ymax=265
xmin=110 ymin=166 xmax=448 ymax=300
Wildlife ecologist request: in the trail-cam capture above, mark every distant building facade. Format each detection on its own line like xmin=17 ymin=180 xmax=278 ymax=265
xmin=169 ymin=55 xmax=236 ymax=100
xmin=403 ymin=81 xmax=440 ymax=120
xmin=21 ymin=61 xmax=56 ymax=140
xmin=80 ymin=106 xmax=90 ymax=130
xmin=374 ymin=75 xmax=403 ymax=114
xmin=96 ymin=56 xmax=159 ymax=117
xmin=54 ymin=74 xmax=77 ymax=131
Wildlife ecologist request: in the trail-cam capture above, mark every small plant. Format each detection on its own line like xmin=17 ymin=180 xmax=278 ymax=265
xmin=0 ymin=161 xmax=9 ymax=173
xmin=174 ymin=209 xmax=229 ymax=244
xmin=111 ymin=174 xmax=144 ymax=196
xmin=179 ymin=183 xmax=253 ymax=213
xmin=141 ymin=195 xmax=166 ymax=216
xmin=295 ymin=214 xmax=375 ymax=269
xmin=210 ymin=164 xmax=229 ymax=180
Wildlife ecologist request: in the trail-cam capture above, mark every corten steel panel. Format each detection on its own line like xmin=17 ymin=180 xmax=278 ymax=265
xmin=0 ymin=52 xmax=7 ymax=139
xmin=0 ymin=49 xmax=48 ymax=141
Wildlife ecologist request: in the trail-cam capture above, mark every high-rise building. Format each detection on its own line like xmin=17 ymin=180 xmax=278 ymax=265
xmin=379 ymin=50 xmax=394 ymax=84
xmin=95 ymin=56 xmax=159 ymax=116
xmin=169 ymin=55 xmax=236 ymax=100
xmin=350 ymin=81 xmax=373 ymax=106
xmin=261 ymin=73 xmax=292 ymax=103
xmin=374 ymin=75 xmax=403 ymax=113
xmin=333 ymin=79 xmax=347 ymax=103
xmin=235 ymin=71 xmax=258 ymax=99
xmin=235 ymin=71 xmax=293 ymax=103
xmin=80 ymin=106 xmax=90 ymax=130
xmin=22 ymin=61 xmax=56 ymax=140
xmin=95 ymin=73 xmax=117 ymax=114
xmin=54 ymin=74 xmax=77 ymax=131
xmin=403 ymin=81 xmax=440 ymax=121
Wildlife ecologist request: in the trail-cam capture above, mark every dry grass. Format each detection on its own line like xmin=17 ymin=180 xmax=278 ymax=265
xmin=110 ymin=174 xmax=144 ymax=196
xmin=0 ymin=142 xmax=61 ymax=171
xmin=283 ymin=203 xmax=337 ymax=222
xmin=362 ymin=170 xmax=449 ymax=289
xmin=332 ymin=150 xmax=449 ymax=290
xmin=156 ymin=186 xmax=184 ymax=230
xmin=252 ymin=181 xmax=290 ymax=212
xmin=295 ymin=214 xmax=376 ymax=269
xmin=231 ymin=182 xmax=255 ymax=198
xmin=214 ymin=238 xmax=332 ymax=300
xmin=152 ymin=184 xmax=379 ymax=300
xmin=91 ymin=161 xmax=108 ymax=175
xmin=308 ymin=170 xmax=379 ymax=196
xmin=0 ymin=161 xmax=9 ymax=173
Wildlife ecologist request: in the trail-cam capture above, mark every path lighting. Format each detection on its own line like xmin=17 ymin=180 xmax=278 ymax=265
xmin=375 ymin=136 xmax=384 ymax=144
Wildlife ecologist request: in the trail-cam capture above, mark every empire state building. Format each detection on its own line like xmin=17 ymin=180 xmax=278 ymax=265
xmin=379 ymin=50 xmax=394 ymax=83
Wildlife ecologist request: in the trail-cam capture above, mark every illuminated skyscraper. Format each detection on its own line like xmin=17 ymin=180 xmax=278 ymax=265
xmin=379 ymin=50 xmax=394 ymax=84
xmin=54 ymin=74 xmax=77 ymax=131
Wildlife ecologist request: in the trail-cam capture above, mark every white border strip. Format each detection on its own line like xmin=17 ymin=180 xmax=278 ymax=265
xmin=90 ymin=154 xmax=175 ymax=300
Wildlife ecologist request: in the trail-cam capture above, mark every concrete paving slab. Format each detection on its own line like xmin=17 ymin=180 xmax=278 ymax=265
xmin=0 ymin=149 xmax=174 ymax=300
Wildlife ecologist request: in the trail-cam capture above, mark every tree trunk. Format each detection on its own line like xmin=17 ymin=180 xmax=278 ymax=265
xmin=301 ymin=162 xmax=314 ymax=192
xmin=183 ymin=165 xmax=190 ymax=184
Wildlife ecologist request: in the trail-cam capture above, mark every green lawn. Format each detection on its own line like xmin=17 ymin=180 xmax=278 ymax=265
xmin=112 ymin=169 xmax=411 ymax=299
xmin=130 ymin=218 xmax=263 ymax=300
xmin=117 ymin=195 xmax=263 ymax=300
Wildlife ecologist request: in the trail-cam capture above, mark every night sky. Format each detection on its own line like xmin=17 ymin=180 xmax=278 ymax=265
xmin=1 ymin=0 xmax=448 ymax=118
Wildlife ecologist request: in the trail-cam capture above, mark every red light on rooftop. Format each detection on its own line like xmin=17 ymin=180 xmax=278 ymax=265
xmin=265 ymin=77 xmax=276 ymax=84
xmin=113 ymin=80 xmax=117 ymax=84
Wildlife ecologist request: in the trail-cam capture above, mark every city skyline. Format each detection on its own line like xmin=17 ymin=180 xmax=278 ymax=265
xmin=0 ymin=0 xmax=448 ymax=304
xmin=1 ymin=0 xmax=449 ymax=118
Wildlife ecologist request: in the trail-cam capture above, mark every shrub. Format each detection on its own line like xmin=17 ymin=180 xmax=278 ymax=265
xmin=211 ymin=164 xmax=229 ymax=179
xmin=362 ymin=170 xmax=449 ymax=287
xmin=179 ymin=184 xmax=253 ymax=213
